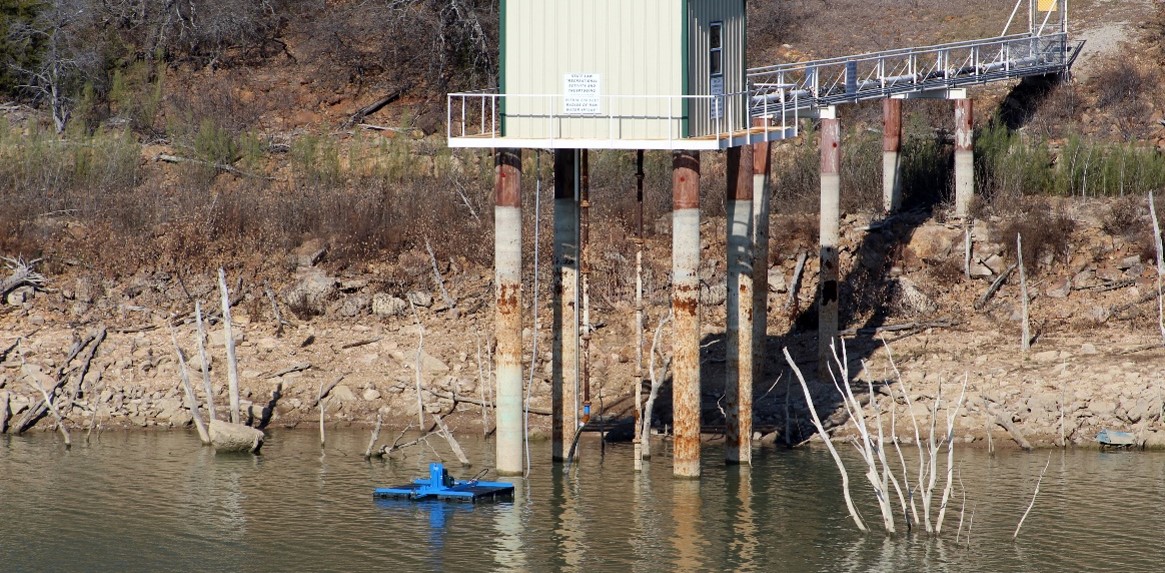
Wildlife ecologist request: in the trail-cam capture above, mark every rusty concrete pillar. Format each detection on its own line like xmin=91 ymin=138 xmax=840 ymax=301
xmin=725 ymin=144 xmax=754 ymax=465
xmin=883 ymin=98 xmax=903 ymax=213
xmin=494 ymin=148 xmax=523 ymax=475
xmin=751 ymin=125 xmax=771 ymax=392
xmin=552 ymin=149 xmax=579 ymax=462
xmin=672 ymin=149 xmax=701 ymax=478
xmin=954 ymin=98 xmax=974 ymax=218
xmin=818 ymin=112 xmax=841 ymax=378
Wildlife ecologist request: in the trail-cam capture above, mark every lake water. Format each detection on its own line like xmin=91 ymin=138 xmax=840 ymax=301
xmin=2 ymin=429 xmax=1164 ymax=572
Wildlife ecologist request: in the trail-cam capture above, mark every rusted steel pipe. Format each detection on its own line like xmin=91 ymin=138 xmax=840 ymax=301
xmin=725 ymin=144 xmax=754 ymax=465
xmin=494 ymin=148 xmax=523 ymax=475
xmin=672 ymin=149 xmax=701 ymax=478
xmin=818 ymin=115 xmax=841 ymax=379
xmin=552 ymin=149 xmax=579 ymax=462
xmin=883 ymin=98 xmax=903 ymax=213
xmin=751 ymin=120 xmax=771 ymax=401
xmin=634 ymin=150 xmax=646 ymax=469
xmin=580 ymin=150 xmax=592 ymax=426
xmin=954 ymin=98 xmax=975 ymax=218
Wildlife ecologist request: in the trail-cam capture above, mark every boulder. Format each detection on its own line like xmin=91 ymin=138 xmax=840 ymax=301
xmin=1045 ymin=277 xmax=1072 ymax=299
xmin=339 ymin=295 xmax=370 ymax=318
xmin=906 ymin=225 xmax=962 ymax=262
xmin=768 ymin=267 xmax=787 ymax=293
xmin=372 ymin=294 xmax=408 ymax=317
xmin=407 ymin=291 xmax=433 ymax=308
xmin=285 ymin=269 xmax=337 ymax=316
xmin=209 ymin=420 xmax=265 ymax=453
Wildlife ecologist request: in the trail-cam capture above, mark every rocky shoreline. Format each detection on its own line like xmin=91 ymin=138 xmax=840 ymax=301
xmin=2 ymin=199 xmax=1165 ymax=452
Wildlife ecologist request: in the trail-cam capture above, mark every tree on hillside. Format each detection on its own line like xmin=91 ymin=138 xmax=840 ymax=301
xmin=3 ymin=0 xmax=100 ymax=132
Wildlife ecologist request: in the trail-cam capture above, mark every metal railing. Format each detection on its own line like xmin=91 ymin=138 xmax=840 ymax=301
xmin=748 ymin=32 xmax=1077 ymax=115
xmin=446 ymin=90 xmax=799 ymax=149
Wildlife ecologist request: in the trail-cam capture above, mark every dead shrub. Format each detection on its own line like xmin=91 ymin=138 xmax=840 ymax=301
xmin=995 ymin=200 xmax=1077 ymax=273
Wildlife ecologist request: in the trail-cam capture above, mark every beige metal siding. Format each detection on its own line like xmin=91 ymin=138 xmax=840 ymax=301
xmin=687 ymin=0 xmax=747 ymax=137
xmin=503 ymin=0 xmax=684 ymax=141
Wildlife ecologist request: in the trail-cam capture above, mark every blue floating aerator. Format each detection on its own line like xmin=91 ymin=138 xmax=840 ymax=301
xmin=373 ymin=462 xmax=515 ymax=503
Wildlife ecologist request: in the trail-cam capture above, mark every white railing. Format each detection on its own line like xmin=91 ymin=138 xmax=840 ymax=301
xmin=748 ymin=32 xmax=1074 ymax=113
xmin=446 ymin=90 xmax=799 ymax=150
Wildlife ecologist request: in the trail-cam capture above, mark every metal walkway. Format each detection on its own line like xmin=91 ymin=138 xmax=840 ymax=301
xmin=747 ymin=31 xmax=1082 ymax=119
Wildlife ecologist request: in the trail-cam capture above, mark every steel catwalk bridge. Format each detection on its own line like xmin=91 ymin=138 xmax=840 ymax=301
xmin=447 ymin=1 xmax=1082 ymax=150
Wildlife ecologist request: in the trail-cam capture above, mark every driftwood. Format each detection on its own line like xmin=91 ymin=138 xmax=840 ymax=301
xmin=344 ymin=86 xmax=410 ymax=128
xmin=64 ymin=327 xmax=106 ymax=412
xmin=786 ymin=251 xmax=809 ymax=310
xmin=1013 ymin=457 xmax=1051 ymax=539
xmin=364 ymin=413 xmax=383 ymax=459
xmin=22 ymin=360 xmax=71 ymax=448
xmin=0 ymin=391 xmax=9 ymax=434
xmin=15 ymin=330 xmax=102 ymax=434
xmin=423 ymin=386 xmax=551 ymax=416
xmin=218 ymin=269 xmax=241 ymax=424
xmin=267 ymin=362 xmax=311 ymax=379
xmin=170 ymin=323 xmax=210 ymax=445
xmin=425 ymin=239 xmax=459 ymax=318
xmin=0 ymin=257 xmax=45 ymax=299
xmin=1018 ymin=235 xmax=1031 ymax=352
xmin=264 ymin=282 xmax=287 ymax=337
xmin=154 ymin=153 xmax=271 ymax=180
xmin=985 ymin=400 xmax=1033 ymax=450
xmin=974 ymin=263 xmax=1018 ymax=310
xmin=1150 ymin=192 xmax=1164 ymax=345
xmin=433 ymin=413 xmax=471 ymax=466
xmin=340 ymin=337 xmax=382 ymax=350
xmin=195 ymin=302 xmax=217 ymax=421
xmin=318 ymin=380 xmax=328 ymax=447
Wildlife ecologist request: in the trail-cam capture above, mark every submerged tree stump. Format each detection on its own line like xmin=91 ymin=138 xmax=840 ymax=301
xmin=209 ymin=420 xmax=265 ymax=454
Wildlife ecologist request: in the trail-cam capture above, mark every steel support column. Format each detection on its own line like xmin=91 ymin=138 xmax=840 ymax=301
xmin=494 ymin=148 xmax=523 ymax=475
xmin=818 ymin=115 xmax=841 ymax=378
xmin=672 ymin=150 xmax=702 ymax=478
xmin=752 ymin=125 xmax=771 ymax=390
xmin=726 ymin=145 xmax=754 ymax=465
xmin=954 ymin=98 xmax=975 ymax=218
xmin=552 ymin=149 xmax=579 ymax=462
xmin=883 ymin=99 xmax=903 ymax=213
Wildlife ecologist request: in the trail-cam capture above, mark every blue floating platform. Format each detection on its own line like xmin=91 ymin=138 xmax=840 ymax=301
xmin=374 ymin=462 xmax=514 ymax=503
xmin=1097 ymin=429 xmax=1137 ymax=448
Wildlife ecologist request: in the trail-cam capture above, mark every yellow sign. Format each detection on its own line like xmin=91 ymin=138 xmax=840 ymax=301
xmin=1038 ymin=0 xmax=1057 ymax=11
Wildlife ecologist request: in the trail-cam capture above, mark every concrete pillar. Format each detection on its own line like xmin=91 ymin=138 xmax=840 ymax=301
xmin=818 ymin=113 xmax=841 ymax=378
xmin=552 ymin=149 xmax=579 ymax=462
xmin=672 ymin=149 xmax=701 ymax=478
xmin=751 ymin=128 xmax=771 ymax=389
xmin=954 ymin=98 xmax=974 ymax=218
xmin=725 ymin=145 xmax=754 ymax=465
xmin=494 ymin=148 xmax=523 ymax=475
xmin=883 ymin=98 xmax=903 ymax=213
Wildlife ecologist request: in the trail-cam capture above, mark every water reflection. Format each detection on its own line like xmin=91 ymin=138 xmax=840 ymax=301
xmin=6 ymin=431 xmax=1165 ymax=571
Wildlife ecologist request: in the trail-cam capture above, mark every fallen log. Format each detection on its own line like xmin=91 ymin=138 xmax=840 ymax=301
xmin=0 ymin=391 xmax=9 ymax=434
xmin=433 ymin=413 xmax=470 ymax=467
xmin=974 ymin=263 xmax=1017 ymax=310
xmin=423 ymin=386 xmax=552 ymax=416
xmin=344 ymin=86 xmax=410 ymax=128
xmin=1 ymin=257 xmax=45 ymax=299
xmin=155 ymin=153 xmax=272 ymax=180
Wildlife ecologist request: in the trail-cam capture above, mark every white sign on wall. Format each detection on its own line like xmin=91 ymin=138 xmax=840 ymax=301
xmin=710 ymin=75 xmax=724 ymax=120
xmin=563 ymin=73 xmax=601 ymax=116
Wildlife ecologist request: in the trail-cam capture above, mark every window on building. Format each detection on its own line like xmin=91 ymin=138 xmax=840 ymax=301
xmin=709 ymin=22 xmax=723 ymax=76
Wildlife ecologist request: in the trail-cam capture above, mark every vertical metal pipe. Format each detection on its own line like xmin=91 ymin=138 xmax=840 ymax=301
xmin=494 ymin=148 xmax=523 ymax=475
xmin=634 ymin=150 xmax=646 ymax=470
xmin=954 ymin=98 xmax=975 ymax=219
xmin=726 ymin=145 xmax=754 ymax=465
xmin=552 ymin=149 xmax=579 ymax=462
xmin=883 ymin=98 xmax=903 ymax=213
xmin=580 ymin=150 xmax=592 ymax=426
xmin=751 ymin=125 xmax=771 ymax=412
xmin=818 ymin=114 xmax=841 ymax=378
xmin=672 ymin=149 xmax=702 ymax=478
